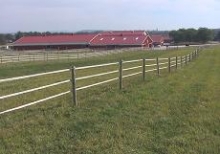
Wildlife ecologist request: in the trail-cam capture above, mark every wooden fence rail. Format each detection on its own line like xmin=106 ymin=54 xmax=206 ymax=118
xmin=0 ymin=48 xmax=153 ymax=64
xmin=0 ymin=49 xmax=200 ymax=115
xmin=72 ymin=49 xmax=199 ymax=105
xmin=0 ymin=50 xmax=117 ymax=64
xmin=0 ymin=46 xmax=198 ymax=64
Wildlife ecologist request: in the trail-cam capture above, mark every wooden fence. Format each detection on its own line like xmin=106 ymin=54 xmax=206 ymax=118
xmin=0 ymin=50 xmax=110 ymax=64
xmin=0 ymin=48 xmax=145 ymax=64
xmin=0 ymin=46 xmax=183 ymax=64
xmin=0 ymin=49 xmax=200 ymax=115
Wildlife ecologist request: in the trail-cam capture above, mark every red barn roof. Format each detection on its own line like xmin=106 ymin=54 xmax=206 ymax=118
xmin=13 ymin=34 xmax=98 ymax=46
xmin=11 ymin=31 xmax=153 ymax=49
xmin=90 ymin=31 xmax=151 ymax=46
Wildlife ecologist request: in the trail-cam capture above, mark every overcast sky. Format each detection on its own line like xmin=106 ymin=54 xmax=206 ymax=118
xmin=0 ymin=0 xmax=219 ymax=33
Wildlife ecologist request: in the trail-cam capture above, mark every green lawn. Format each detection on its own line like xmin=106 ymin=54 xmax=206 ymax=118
xmin=1 ymin=46 xmax=220 ymax=153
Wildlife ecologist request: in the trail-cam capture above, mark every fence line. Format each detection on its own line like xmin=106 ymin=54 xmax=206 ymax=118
xmin=76 ymin=70 xmax=118 ymax=81
xmin=71 ymin=49 xmax=200 ymax=105
xmin=76 ymin=62 xmax=118 ymax=70
xmin=0 ymin=91 xmax=70 ymax=115
xmin=76 ymin=78 xmax=118 ymax=91
xmin=0 ymin=49 xmax=200 ymax=115
xmin=0 ymin=45 xmax=198 ymax=64
xmin=0 ymin=48 xmax=151 ymax=64
xmin=0 ymin=80 xmax=69 ymax=100
xmin=0 ymin=69 xmax=69 ymax=83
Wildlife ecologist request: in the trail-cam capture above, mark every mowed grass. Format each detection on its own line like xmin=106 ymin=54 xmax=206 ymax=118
xmin=1 ymin=46 xmax=220 ymax=153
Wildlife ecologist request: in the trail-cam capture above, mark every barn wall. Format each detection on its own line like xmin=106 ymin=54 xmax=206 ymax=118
xmin=142 ymin=36 xmax=153 ymax=48
xmin=12 ymin=45 xmax=88 ymax=51
xmin=90 ymin=45 xmax=141 ymax=50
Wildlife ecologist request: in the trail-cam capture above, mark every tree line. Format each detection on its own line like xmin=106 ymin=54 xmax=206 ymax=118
xmin=169 ymin=28 xmax=220 ymax=44
xmin=0 ymin=29 xmax=220 ymax=45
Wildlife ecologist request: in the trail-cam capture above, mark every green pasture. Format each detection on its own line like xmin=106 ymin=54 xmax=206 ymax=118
xmin=0 ymin=47 xmax=193 ymax=78
xmin=1 ymin=46 xmax=220 ymax=153
xmin=0 ymin=47 xmax=193 ymax=112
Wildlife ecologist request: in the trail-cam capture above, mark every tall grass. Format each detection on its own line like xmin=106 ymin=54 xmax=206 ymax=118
xmin=1 ymin=46 xmax=220 ymax=153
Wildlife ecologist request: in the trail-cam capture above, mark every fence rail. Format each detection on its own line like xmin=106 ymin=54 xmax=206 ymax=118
xmin=0 ymin=46 xmax=196 ymax=64
xmin=0 ymin=48 xmax=150 ymax=64
xmin=0 ymin=49 xmax=110 ymax=64
xmin=0 ymin=49 xmax=200 ymax=115
xmin=0 ymin=69 xmax=69 ymax=83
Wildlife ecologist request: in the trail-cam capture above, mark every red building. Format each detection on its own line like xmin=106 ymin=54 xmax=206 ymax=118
xmin=11 ymin=34 xmax=98 ymax=51
xmin=11 ymin=31 xmax=153 ymax=51
xmin=90 ymin=31 xmax=153 ymax=49
xmin=151 ymin=35 xmax=173 ymax=47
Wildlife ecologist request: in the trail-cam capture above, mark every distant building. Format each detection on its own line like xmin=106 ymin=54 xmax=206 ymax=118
xmin=11 ymin=34 xmax=97 ymax=51
xmin=90 ymin=31 xmax=153 ymax=49
xmin=11 ymin=31 xmax=153 ymax=51
xmin=151 ymin=35 xmax=173 ymax=47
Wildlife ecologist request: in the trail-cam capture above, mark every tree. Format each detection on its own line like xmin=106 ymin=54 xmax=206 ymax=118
xmin=169 ymin=29 xmax=189 ymax=43
xmin=169 ymin=28 xmax=214 ymax=44
xmin=0 ymin=34 xmax=6 ymax=45
xmin=185 ymin=28 xmax=197 ymax=42
xmin=15 ymin=31 xmax=23 ymax=40
xmin=214 ymin=31 xmax=220 ymax=41
xmin=178 ymin=29 xmax=187 ymax=42
xmin=196 ymin=28 xmax=213 ymax=43
xmin=169 ymin=30 xmax=184 ymax=43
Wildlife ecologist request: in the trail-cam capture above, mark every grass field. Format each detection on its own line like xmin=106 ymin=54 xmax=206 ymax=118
xmin=0 ymin=47 xmax=192 ymax=78
xmin=1 ymin=46 xmax=220 ymax=153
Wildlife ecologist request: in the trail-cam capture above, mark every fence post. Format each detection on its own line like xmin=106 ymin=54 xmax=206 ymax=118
xmin=168 ymin=57 xmax=171 ymax=73
xmin=181 ymin=56 xmax=183 ymax=67
xmin=189 ymin=54 xmax=191 ymax=62
xmin=185 ymin=55 xmax=187 ymax=65
xmin=192 ymin=51 xmax=195 ymax=60
xmin=119 ymin=60 xmax=123 ymax=89
xmin=143 ymin=58 xmax=146 ymax=81
xmin=156 ymin=57 xmax=160 ymax=76
xmin=195 ymin=50 xmax=197 ymax=59
xmin=175 ymin=56 xmax=178 ymax=70
xmin=71 ymin=66 xmax=77 ymax=105
xmin=187 ymin=54 xmax=190 ymax=63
